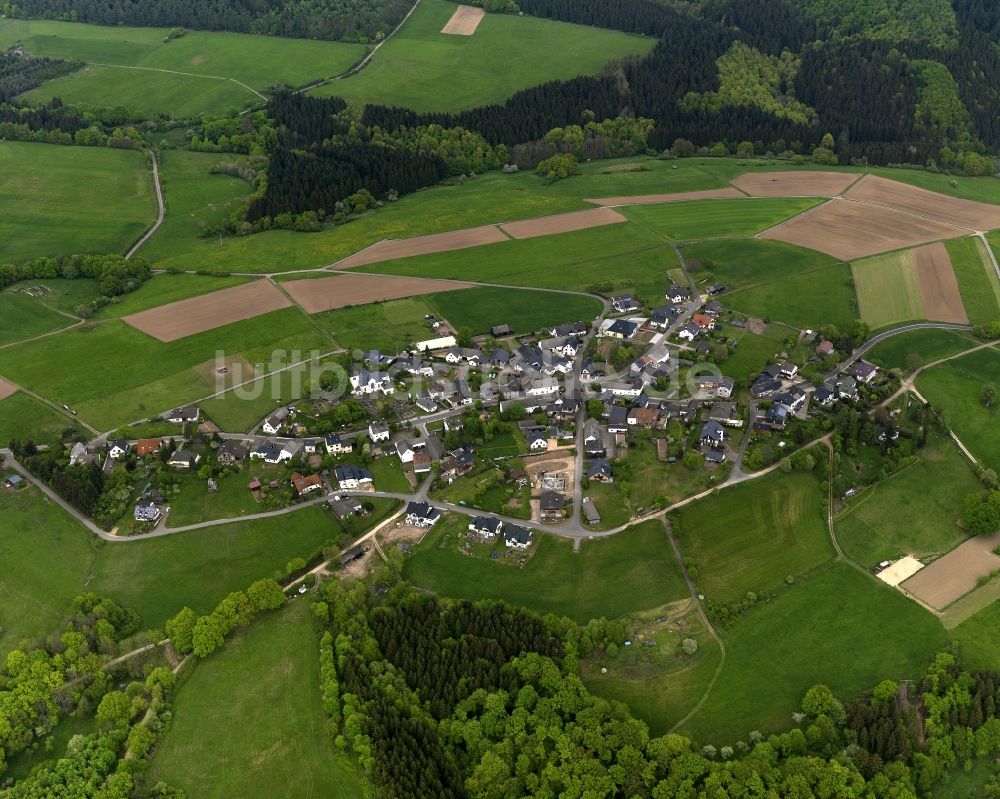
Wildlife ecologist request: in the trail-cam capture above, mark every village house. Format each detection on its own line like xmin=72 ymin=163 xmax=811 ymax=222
xmin=582 ymin=496 xmax=601 ymax=525
xmin=440 ymin=447 xmax=476 ymax=479
xmin=526 ymin=430 xmax=549 ymax=452
xmin=667 ymin=284 xmax=691 ymax=304
xmin=587 ymin=459 xmax=613 ymax=482
xmin=250 ymin=441 xmax=295 ymax=464
xmin=852 ymin=362 xmax=879 ymax=384
xmin=551 ymin=321 xmax=589 ymax=338
xmin=836 ymin=376 xmax=859 ymax=400
xmin=707 ymin=282 xmax=728 ymax=296
xmin=813 ymin=384 xmax=837 ymax=406
xmin=678 ymin=322 xmax=700 ymax=342
xmin=649 ymin=306 xmax=677 ymax=330
xmin=165 ymin=405 xmax=200 ymax=424
xmin=607 ymin=406 xmax=629 ymax=435
xmin=611 ymin=294 xmax=641 ymax=313
xmin=710 ymin=402 xmax=742 ymax=427
xmin=168 ymin=449 xmax=200 ymax=469
xmin=692 ymin=313 xmax=715 ymax=331
xmin=604 ymin=319 xmax=639 ymax=340
xmin=775 ymin=387 xmax=807 ymax=413
xmin=351 ymin=370 xmax=395 ymax=396
xmin=699 ymin=420 xmax=727 ymax=448
xmin=750 ymin=374 xmax=782 ymax=399
xmin=291 ymin=471 xmax=324 ymax=496
xmin=628 ymin=406 xmax=660 ymax=428
xmin=217 ymin=441 xmax=248 ymax=465
xmin=816 ymin=340 xmax=835 ymax=357
xmin=4 ymin=474 xmax=24 ymax=489
xmin=329 ymin=496 xmax=363 ymax=520
xmin=262 ymin=407 xmax=290 ymax=435
xmin=469 ymin=516 xmax=503 ymax=538
xmin=779 ymin=361 xmax=799 ymax=380
xmin=368 ymin=421 xmax=390 ymax=443
xmin=703 ymin=300 xmax=725 ymax=316
xmin=491 ymin=323 xmax=513 ymax=338
xmin=539 ymin=491 xmax=566 ymax=521
xmin=69 ymin=442 xmax=97 ymax=467
xmin=767 ymin=404 xmax=789 ymax=428
xmin=504 ymin=524 xmax=533 ymax=549
xmin=705 ymin=448 xmax=727 ymax=463
xmin=136 ymin=438 xmax=161 ymax=457
xmin=584 ymin=419 xmax=606 ymax=457
xmin=133 ymin=497 xmax=162 ymax=523
xmin=108 ymin=439 xmax=130 ymax=460
xmin=405 ymin=500 xmax=441 ymax=527
xmin=334 ymin=464 xmax=373 ymax=490
xmin=325 ymin=434 xmax=353 ymax=456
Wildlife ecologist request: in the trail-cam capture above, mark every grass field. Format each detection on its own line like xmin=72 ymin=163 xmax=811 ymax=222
xmin=672 ymin=470 xmax=835 ymax=602
xmin=681 ymin=562 xmax=947 ymax=743
xmin=835 ymin=436 xmax=978 ymax=567
xmin=683 ymin=237 xmax=856 ymax=329
xmin=4 ymin=18 xmax=366 ymax=116
xmin=0 ymin=292 xmax=73 ymax=345
xmin=866 ymin=327 xmax=978 ymax=373
xmin=0 ymin=307 xmax=329 ymax=430
xmin=3 ymin=279 xmax=102 ymax=314
xmin=317 ymin=295 xmax=440 ymax=353
xmin=136 ymin=150 xmax=250 ymax=263
xmin=353 ymin=222 xmax=676 ymax=297
xmin=622 ymin=198 xmax=820 ymax=241
xmin=950 ymin=600 xmax=1000 ymax=671
xmin=582 ymin=602 xmax=724 ymax=735
xmin=852 ymin=250 xmax=925 ymax=328
xmin=425 ymin=286 xmax=602 ymax=335
xmin=150 ymin=599 xmax=363 ymax=798
xmin=313 ymin=0 xmax=653 ymax=112
xmin=403 ymin=518 xmax=690 ymax=624
xmin=0 ymin=142 xmax=155 ymax=263
xmin=945 ymin=237 xmax=1000 ymax=327
xmin=722 ymin=326 xmax=788 ymax=386
xmin=916 ymin=346 xmax=1000 ymax=469
xmin=0 ymin=486 xmax=98 ymax=655
xmin=0 ymin=391 xmax=75 ymax=447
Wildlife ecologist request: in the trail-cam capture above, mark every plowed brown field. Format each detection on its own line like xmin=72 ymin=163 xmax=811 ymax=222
xmin=283 ymin=273 xmax=473 ymax=314
xmin=731 ymin=171 xmax=859 ymax=197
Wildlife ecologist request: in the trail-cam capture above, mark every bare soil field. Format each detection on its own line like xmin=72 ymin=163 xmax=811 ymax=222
xmin=523 ymin=452 xmax=577 ymax=489
xmin=876 ymin=555 xmax=924 ymax=587
xmin=499 ymin=207 xmax=627 ymax=239
xmin=441 ymin=4 xmax=486 ymax=35
xmin=846 ymin=175 xmax=1000 ymax=231
xmin=902 ymin=532 xmax=1000 ymax=610
xmin=0 ymin=378 xmax=16 ymax=401
xmin=731 ymin=171 xmax=859 ymax=197
xmin=913 ymin=242 xmax=969 ymax=324
xmin=122 ymin=280 xmax=291 ymax=342
xmin=335 ymin=226 xmax=508 ymax=268
xmin=380 ymin=523 xmax=428 ymax=549
xmin=760 ymin=199 xmax=964 ymax=260
xmin=586 ymin=188 xmax=745 ymax=206
xmin=283 ymin=273 xmax=473 ymax=314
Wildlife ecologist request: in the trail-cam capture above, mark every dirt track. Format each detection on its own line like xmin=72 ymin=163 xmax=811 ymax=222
xmin=283 ymin=273 xmax=473 ymax=314
xmin=336 ymin=226 xmax=508 ymax=268
xmin=732 ymin=171 xmax=859 ymax=197
xmin=0 ymin=378 xmax=16 ymax=401
xmin=760 ymin=199 xmax=964 ymax=260
xmin=846 ymin=175 xmax=1000 ymax=231
xmin=902 ymin=532 xmax=1000 ymax=610
xmin=122 ymin=280 xmax=291 ymax=342
xmin=499 ymin=207 xmax=626 ymax=239
xmin=586 ymin=188 xmax=744 ymax=206
xmin=913 ymin=242 xmax=969 ymax=324
xmin=441 ymin=4 xmax=485 ymax=35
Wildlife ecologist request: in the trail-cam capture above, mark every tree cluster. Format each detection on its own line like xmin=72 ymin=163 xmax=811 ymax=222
xmin=311 ymin=580 xmax=1000 ymax=799
xmin=5 ymin=0 xmax=413 ymax=43
xmin=0 ymin=52 xmax=82 ymax=103
xmin=165 ymin=578 xmax=285 ymax=658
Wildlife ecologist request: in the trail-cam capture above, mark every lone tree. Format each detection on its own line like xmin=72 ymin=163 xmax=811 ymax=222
xmin=982 ymin=382 xmax=997 ymax=408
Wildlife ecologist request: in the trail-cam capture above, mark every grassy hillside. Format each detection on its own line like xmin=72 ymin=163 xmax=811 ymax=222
xmin=313 ymin=0 xmax=654 ymax=112
xmin=0 ymin=142 xmax=155 ymax=263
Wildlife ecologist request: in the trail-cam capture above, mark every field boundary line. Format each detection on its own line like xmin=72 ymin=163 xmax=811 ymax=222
xmin=976 ymin=233 xmax=1000 ymax=285
xmin=125 ymin=151 xmax=165 ymax=259
xmin=663 ymin=517 xmax=727 ymax=735
xmin=753 ymin=197 xmax=835 ymax=239
xmin=267 ymin=277 xmax=340 ymax=346
xmin=87 ymin=62 xmax=266 ymax=99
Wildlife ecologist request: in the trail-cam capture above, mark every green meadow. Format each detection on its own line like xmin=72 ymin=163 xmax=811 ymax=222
xmin=851 ymin=249 xmax=926 ymax=329
xmin=834 ymin=436 xmax=978 ymax=567
xmin=0 ymin=142 xmax=155 ymax=263
xmin=622 ymin=198 xmax=820 ymax=241
xmin=403 ymin=519 xmax=690 ymax=624
xmin=866 ymin=327 xmax=978 ymax=373
xmin=149 ymin=599 xmax=364 ymax=799
xmin=426 ymin=286 xmax=603 ymax=334
xmin=314 ymin=0 xmax=653 ymax=112
xmin=0 ymin=307 xmax=329 ymax=430
xmin=0 ymin=391 xmax=74 ymax=447
xmin=4 ymin=18 xmax=366 ymax=116
xmin=680 ymin=562 xmax=947 ymax=743
xmin=0 ymin=292 xmax=73 ymax=346
xmin=945 ymin=237 xmax=1000 ymax=327
xmin=916 ymin=346 xmax=1000 ymax=469
xmin=672 ymin=470 xmax=835 ymax=602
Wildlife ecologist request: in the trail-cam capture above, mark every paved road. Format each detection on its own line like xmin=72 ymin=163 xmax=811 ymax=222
xmin=125 ymin=152 xmax=165 ymax=260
